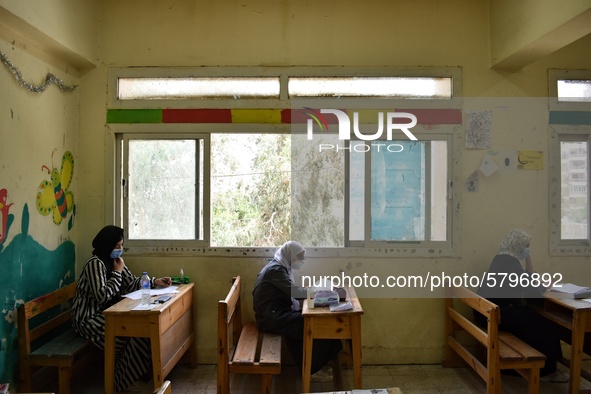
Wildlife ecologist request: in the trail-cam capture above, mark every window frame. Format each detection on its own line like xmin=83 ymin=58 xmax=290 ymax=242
xmin=107 ymin=67 xmax=462 ymax=257
xmin=549 ymin=69 xmax=591 ymax=256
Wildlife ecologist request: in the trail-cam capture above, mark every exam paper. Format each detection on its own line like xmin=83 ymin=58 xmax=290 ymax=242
xmin=123 ymin=286 xmax=179 ymax=300
xmin=131 ymin=303 xmax=158 ymax=311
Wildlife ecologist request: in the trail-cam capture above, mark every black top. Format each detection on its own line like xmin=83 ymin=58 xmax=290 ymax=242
xmin=477 ymin=254 xmax=545 ymax=309
xmin=252 ymin=260 xmax=307 ymax=332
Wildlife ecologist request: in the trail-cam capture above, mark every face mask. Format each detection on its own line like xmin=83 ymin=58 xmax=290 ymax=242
xmin=110 ymin=248 xmax=123 ymax=259
xmin=518 ymin=247 xmax=530 ymax=260
xmin=291 ymin=259 xmax=304 ymax=270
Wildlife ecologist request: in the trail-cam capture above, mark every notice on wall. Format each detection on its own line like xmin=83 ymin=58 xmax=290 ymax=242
xmin=517 ymin=150 xmax=543 ymax=170
xmin=465 ymin=110 xmax=492 ymax=149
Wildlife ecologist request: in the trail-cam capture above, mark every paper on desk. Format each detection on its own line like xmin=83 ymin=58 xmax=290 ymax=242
xmin=131 ymin=303 xmax=158 ymax=311
xmin=123 ymin=286 xmax=179 ymax=300
xmin=550 ymin=283 xmax=589 ymax=294
xmin=352 ymin=389 xmax=388 ymax=394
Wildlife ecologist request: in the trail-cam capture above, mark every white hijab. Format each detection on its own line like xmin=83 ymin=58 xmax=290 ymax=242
xmin=273 ymin=240 xmax=305 ymax=282
xmin=498 ymin=229 xmax=531 ymax=260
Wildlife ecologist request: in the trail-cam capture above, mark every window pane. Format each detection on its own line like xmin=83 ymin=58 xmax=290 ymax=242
xmin=291 ymin=133 xmax=345 ymax=247
xmin=561 ymin=141 xmax=588 ymax=239
xmin=557 ymin=80 xmax=591 ymax=102
xmin=371 ymin=141 xmax=425 ymax=241
xmin=349 ymin=142 xmax=365 ymax=241
xmin=128 ymin=140 xmax=196 ymax=239
xmin=288 ymin=77 xmax=452 ymax=98
xmin=211 ymin=134 xmax=291 ymax=247
xmin=431 ymin=141 xmax=447 ymax=241
xmin=118 ymin=77 xmax=280 ymax=100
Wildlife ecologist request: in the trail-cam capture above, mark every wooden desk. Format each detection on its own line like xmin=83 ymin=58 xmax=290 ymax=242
xmin=536 ymin=292 xmax=591 ymax=393
xmin=103 ymin=283 xmax=196 ymax=394
xmin=302 ymin=286 xmax=364 ymax=394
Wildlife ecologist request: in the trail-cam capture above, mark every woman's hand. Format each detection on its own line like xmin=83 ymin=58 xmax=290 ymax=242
xmin=154 ymin=277 xmax=172 ymax=287
xmin=113 ymin=257 xmax=125 ymax=272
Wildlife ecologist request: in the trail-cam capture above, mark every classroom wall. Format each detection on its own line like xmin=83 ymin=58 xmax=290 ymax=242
xmin=1 ymin=0 xmax=591 ymax=383
xmin=80 ymin=0 xmax=591 ymax=365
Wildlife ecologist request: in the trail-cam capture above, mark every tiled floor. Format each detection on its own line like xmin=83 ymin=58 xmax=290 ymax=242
xmin=64 ymin=360 xmax=587 ymax=394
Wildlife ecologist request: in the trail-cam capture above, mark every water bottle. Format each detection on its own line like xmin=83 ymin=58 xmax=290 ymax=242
xmin=180 ymin=268 xmax=185 ymax=284
xmin=141 ymin=272 xmax=151 ymax=305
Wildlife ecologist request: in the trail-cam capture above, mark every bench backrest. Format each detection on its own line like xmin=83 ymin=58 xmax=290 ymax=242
xmin=18 ymin=282 xmax=78 ymax=354
xmin=445 ymin=286 xmax=501 ymax=378
xmin=218 ymin=277 xmax=244 ymax=364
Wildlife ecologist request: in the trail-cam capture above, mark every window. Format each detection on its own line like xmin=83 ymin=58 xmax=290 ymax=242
xmin=549 ymin=70 xmax=591 ymax=255
xmin=108 ymin=67 xmax=461 ymax=256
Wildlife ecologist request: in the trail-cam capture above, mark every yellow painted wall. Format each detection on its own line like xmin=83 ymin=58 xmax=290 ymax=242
xmin=2 ymin=0 xmax=591 ymax=369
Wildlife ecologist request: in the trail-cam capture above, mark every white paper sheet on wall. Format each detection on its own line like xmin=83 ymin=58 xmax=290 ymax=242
xmin=479 ymin=153 xmax=498 ymax=177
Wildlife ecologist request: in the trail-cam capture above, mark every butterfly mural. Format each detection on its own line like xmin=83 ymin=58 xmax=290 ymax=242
xmin=36 ymin=150 xmax=75 ymax=226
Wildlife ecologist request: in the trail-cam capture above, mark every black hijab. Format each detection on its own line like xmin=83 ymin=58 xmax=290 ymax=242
xmin=92 ymin=225 xmax=124 ymax=278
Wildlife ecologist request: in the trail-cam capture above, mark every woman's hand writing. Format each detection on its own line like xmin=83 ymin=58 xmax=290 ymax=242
xmin=154 ymin=277 xmax=172 ymax=287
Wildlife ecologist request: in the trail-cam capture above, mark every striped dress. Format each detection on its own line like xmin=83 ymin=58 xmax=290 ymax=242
xmin=72 ymin=256 xmax=153 ymax=391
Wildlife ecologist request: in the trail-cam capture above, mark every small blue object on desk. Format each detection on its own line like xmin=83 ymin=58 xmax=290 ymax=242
xmin=313 ymin=289 xmax=339 ymax=307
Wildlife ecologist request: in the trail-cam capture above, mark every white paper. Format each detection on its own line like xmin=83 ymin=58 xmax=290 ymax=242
xmin=479 ymin=154 xmax=498 ymax=177
xmin=352 ymin=390 xmax=388 ymax=394
xmin=131 ymin=303 xmax=158 ymax=310
xmin=551 ymin=283 xmax=588 ymax=294
xmin=123 ymin=286 xmax=179 ymax=300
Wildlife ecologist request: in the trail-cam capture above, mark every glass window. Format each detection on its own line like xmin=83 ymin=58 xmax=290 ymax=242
xmin=288 ymin=77 xmax=452 ymax=99
xmin=557 ymin=80 xmax=591 ymax=102
xmin=118 ymin=77 xmax=280 ymax=100
xmin=110 ymin=67 xmax=460 ymax=255
xmin=210 ymin=133 xmax=291 ymax=247
xmin=119 ymin=136 xmax=205 ymax=242
xmin=560 ymin=140 xmax=588 ymax=240
xmin=549 ymin=70 xmax=591 ymax=255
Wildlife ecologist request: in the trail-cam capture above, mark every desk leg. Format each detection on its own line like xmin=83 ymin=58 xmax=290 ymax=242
xmin=570 ymin=311 xmax=585 ymax=394
xmin=302 ymin=318 xmax=313 ymax=393
xmin=351 ymin=315 xmax=363 ymax=389
xmin=151 ymin=319 xmax=164 ymax=391
xmin=104 ymin=318 xmax=115 ymax=394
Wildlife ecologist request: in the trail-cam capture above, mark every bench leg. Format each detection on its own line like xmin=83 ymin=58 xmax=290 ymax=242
xmin=261 ymin=374 xmax=272 ymax=394
xmin=58 ymin=366 xmax=72 ymax=394
xmin=19 ymin=365 xmax=34 ymax=393
xmin=526 ymin=368 xmax=540 ymax=394
xmin=217 ymin=365 xmax=229 ymax=394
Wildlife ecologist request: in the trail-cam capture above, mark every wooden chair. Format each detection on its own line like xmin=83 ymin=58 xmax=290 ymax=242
xmin=443 ymin=286 xmax=546 ymax=394
xmin=17 ymin=282 xmax=95 ymax=394
xmin=217 ymin=276 xmax=282 ymax=394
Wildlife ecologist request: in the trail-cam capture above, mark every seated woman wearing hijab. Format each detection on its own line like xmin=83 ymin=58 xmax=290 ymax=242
xmin=253 ymin=241 xmax=342 ymax=382
xmin=72 ymin=225 xmax=172 ymax=391
xmin=475 ymin=229 xmax=568 ymax=383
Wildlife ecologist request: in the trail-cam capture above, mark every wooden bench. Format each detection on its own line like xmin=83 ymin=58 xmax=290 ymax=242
xmin=17 ymin=282 xmax=96 ymax=394
xmin=217 ymin=276 xmax=282 ymax=394
xmin=443 ymin=286 xmax=546 ymax=394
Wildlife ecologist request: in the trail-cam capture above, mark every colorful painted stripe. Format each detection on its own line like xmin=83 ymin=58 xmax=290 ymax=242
xmin=106 ymin=108 xmax=463 ymax=125
xmin=549 ymin=111 xmax=591 ymax=125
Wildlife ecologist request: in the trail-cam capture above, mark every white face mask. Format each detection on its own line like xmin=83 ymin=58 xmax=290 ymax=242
xmin=291 ymin=259 xmax=304 ymax=270
xmin=518 ymin=247 xmax=530 ymax=260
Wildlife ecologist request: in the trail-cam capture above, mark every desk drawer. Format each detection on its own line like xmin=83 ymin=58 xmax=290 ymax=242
xmin=306 ymin=315 xmax=353 ymax=339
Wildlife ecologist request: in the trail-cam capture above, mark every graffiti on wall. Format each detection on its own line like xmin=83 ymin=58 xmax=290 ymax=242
xmin=0 ymin=203 xmax=75 ymax=384
xmin=0 ymin=189 xmax=14 ymax=252
xmin=36 ymin=150 xmax=76 ymax=229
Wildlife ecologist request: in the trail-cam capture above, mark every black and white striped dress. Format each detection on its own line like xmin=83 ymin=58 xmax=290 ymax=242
xmin=72 ymin=256 xmax=153 ymax=391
